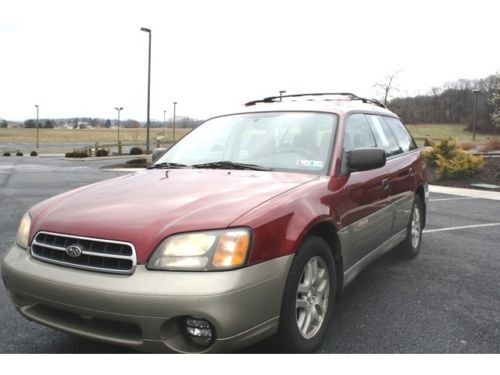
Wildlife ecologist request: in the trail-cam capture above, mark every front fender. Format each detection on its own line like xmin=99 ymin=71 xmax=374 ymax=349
xmin=231 ymin=177 xmax=345 ymax=265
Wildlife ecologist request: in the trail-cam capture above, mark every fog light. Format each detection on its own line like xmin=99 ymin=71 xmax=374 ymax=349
xmin=185 ymin=316 xmax=214 ymax=347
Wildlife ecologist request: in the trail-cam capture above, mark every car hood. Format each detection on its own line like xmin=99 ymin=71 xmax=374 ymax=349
xmin=30 ymin=169 xmax=317 ymax=263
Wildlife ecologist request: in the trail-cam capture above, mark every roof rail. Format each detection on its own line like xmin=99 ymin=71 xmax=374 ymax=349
xmin=244 ymin=92 xmax=386 ymax=108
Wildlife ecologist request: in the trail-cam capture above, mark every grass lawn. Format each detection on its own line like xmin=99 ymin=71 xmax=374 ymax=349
xmin=1 ymin=124 xmax=489 ymax=144
xmin=0 ymin=127 xmax=191 ymax=144
xmin=406 ymin=123 xmax=493 ymax=144
xmin=1 ymin=124 xmax=496 ymax=152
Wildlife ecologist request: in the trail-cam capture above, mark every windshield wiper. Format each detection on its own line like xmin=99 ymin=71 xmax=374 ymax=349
xmin=148 ymin=162 xmax=189 ymax=169
xmin=191 ymin=161 xmax=272 ymax=171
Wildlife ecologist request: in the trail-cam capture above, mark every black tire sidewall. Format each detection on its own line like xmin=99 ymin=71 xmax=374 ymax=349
xmin=278 ymin=235 xmax=336 ymax=353
xmin=399 ymin=194 xmax=424 ymax=258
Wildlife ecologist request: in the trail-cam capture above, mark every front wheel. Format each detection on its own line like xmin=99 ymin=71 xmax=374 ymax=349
xmin=277 ymin=235 xmax=335 ymax=353
xmin=396 ymin=194 xmax=424 ymax=259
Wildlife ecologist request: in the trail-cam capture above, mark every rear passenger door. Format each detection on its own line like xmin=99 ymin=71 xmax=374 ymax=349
xmin=366 ymin=115 xmax=417 ymax=237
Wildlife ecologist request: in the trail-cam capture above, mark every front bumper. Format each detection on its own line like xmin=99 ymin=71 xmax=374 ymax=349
xmin=1 ymin=244 xmax=293 ymax=353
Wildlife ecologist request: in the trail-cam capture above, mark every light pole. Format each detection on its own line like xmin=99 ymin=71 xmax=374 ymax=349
xmin=140 ymin=27 xmax=152 ymax=153
xmin=279 ymin=90 xmax=286 ymax=101
xmin=163 ymin=110 xmax=166 ymax=136
xmin=35 ymin=104 xmax=39 ymax=149
xmin=472 ymin=89 xmax=479 ymax=141
xmin=173 ymin=101 xmax=177 ymax=142
xmin=115 ymin=106 xmax=124 ymax=153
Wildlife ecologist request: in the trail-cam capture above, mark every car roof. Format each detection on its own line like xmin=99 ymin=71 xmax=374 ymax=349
xmin=220 ymin=93 xmax=398 ymax=118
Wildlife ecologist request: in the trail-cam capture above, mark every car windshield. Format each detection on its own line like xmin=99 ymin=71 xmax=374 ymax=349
xmin=155 ymin=112 xmax=338 ymax=174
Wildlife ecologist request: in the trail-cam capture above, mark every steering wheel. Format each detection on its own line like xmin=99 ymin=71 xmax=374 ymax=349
xmin=277 ymin=147 xmax=317 ymax=159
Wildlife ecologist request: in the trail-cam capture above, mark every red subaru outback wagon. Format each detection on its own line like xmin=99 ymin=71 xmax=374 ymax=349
xmin=2 ymin=93 xmax=428 ymax=353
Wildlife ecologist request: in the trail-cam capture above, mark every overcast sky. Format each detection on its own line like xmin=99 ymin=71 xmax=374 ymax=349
xmin=1 ymin=0 xmax=499 ymax=122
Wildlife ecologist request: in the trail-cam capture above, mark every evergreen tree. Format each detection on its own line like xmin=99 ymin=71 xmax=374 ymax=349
xmin=24 ymin=119 xmax=36 ymax=128
xmin=488 ymin=73 xmax=500 ymax=132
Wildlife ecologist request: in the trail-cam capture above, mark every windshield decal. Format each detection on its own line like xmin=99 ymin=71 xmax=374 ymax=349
xmin=296 ymin=160 xmax=324 ymax=168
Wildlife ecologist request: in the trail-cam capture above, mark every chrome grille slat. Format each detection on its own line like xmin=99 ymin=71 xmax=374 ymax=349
xmin=81 ymin=250 xmax=135 ymax=260
xmin=31 ymin=231 xmax=137 ymax=275
xmin=32 ymin=241 xmax=66 ymax=252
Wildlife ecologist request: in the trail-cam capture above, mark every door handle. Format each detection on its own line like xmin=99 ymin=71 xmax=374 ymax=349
xmin=409 ymin=167 xmax=415 ymax=177
xmin=382 ymin=178 xmax=389 ymax=191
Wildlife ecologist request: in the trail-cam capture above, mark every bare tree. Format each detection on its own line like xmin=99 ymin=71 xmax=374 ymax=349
xmin=374 ymin=69 xmax=402 ymax=106
xmin=488 ymin=72 xmax=500 ymax=134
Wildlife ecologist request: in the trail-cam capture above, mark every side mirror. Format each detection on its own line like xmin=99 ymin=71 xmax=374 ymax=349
xmin=348 ymin=148 xmax=386 ymax=172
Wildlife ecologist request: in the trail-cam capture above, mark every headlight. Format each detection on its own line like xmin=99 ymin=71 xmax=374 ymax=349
xmin=16 ymin=212 xmax=31 ymax=250
xmin=147 ymin=228 xmax=251 ymax=271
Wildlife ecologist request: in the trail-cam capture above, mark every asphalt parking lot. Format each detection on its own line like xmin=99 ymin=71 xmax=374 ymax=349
xmin=0 ymin=156 xmax=499 ymax=353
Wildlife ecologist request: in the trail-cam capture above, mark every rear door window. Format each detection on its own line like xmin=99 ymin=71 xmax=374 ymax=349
xmin=343 ymin=114 xmax=377 ymax=152
xmin=341 ymin=114 xmax=377 ymax=173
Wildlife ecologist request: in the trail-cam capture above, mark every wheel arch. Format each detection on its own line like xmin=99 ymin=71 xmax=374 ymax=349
xmin=306 ymin=221 xmax=344 ymax=298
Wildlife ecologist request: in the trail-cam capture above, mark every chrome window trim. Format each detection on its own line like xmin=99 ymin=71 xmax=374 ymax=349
xmin=31 ymin=231 xmax=137 ymax=275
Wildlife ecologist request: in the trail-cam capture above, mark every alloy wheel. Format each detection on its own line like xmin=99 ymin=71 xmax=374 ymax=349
xmin=295 ymin=256 xmax=330 ymax=339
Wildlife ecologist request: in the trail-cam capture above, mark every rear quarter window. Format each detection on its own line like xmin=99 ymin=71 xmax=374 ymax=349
xmin=383 ymin=117 xmax=417 ymax=152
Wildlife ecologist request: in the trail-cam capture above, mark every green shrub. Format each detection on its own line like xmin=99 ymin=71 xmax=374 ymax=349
xmin=423 ymin=138 xmax=459 ymax=166
xmin=130 ymin=147 xmax=143 ymax=155
xmin=65 ymin=151 xmax=88 ymax=158
xmin=3 ymin=152 xmax=10 ymax=157
xmin=95 ymin=149 xmax=109 ymax=157
xmin=30 ymin=151 xmax=38 ymax=156
xmin=424 ymin=138 xmax=484 ymax=180
xmin=435 ymin=152 xmax=484 ymax=180
xmin=126 ymin=158 xmax=147 ymax=165
xmin=16 ymin=151 xmax=23 ymax=156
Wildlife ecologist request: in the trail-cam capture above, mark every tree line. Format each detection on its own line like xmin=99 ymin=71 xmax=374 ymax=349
xmin=0 ymin=116 xmax=205 ymax=129
xmin=4 ymin=73 xmax=499 ymax=134
xmin=388 ymin=73 xmax=499 ymax=133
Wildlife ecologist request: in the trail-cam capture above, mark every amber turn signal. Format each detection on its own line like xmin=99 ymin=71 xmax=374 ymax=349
xmin=212 ymin=230 xmax=250 ymax=268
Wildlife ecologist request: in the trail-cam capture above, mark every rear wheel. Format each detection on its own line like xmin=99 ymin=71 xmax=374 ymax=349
xmin=277 ymin=235 xmax=335 ymax=353
xmin=396 ymin=195 xmax=423 ymax=259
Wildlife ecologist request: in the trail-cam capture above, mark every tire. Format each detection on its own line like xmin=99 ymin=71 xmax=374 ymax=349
xmin=277 ymin=235 xmax=336 ymax=353
xmin=396 ymin=194 xmax=424 ymax=259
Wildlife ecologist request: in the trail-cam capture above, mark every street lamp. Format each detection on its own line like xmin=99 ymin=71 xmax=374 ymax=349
xmin=173 ymin=101 xmax=177 ymax=142
xmin=140 ymin=27 xmax=152 ymax=153
xmin=163 ymin=110 xmax=166 ymax=136
xmin=279 ymin=90 xmax=286 ymax=101
xmin=34 ymin=104 xmax=39 ymax=149
xmin=472 ymin=89 xmax=480 ymax=141
xmin=115 ymin=106 xmax=124 ymax=153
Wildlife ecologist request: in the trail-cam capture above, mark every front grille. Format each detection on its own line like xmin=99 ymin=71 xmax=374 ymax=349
xmin=31 ymin=231 xmax=137 ymax=275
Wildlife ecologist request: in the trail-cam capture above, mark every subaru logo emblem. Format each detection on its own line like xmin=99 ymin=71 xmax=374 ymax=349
xmin=66 ymin=244 xmax=83 ymax=258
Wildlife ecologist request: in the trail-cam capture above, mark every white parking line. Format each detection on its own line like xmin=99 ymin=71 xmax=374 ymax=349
xmin=424 ymin=223 xmax=500 ymax=233
xmin=429 ymin=197 xmax=478 ymax=202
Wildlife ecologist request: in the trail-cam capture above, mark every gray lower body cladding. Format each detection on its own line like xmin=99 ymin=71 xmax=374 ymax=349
xmin=1 ymin=244 xmax=293 ymax=353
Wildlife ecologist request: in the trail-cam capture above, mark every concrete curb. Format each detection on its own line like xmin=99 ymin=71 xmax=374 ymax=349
xmin=429 ymin=185 xmax=500 ymax=201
